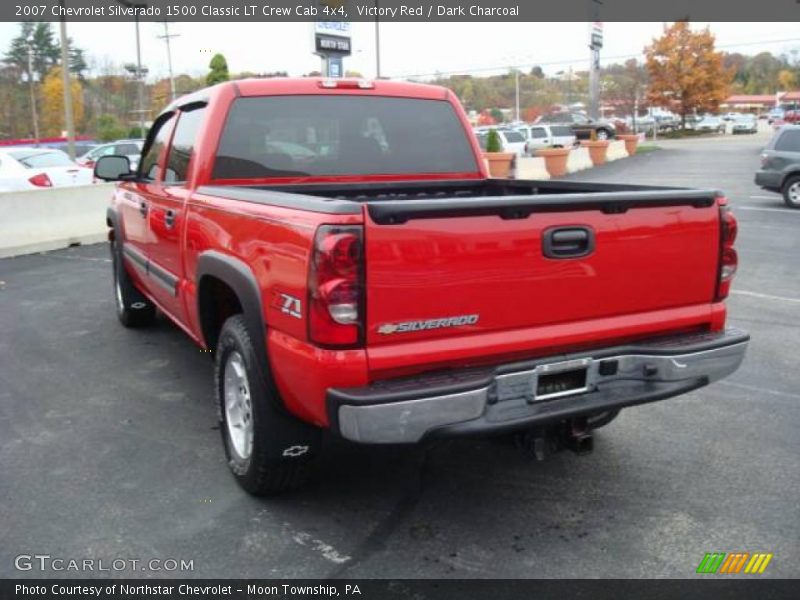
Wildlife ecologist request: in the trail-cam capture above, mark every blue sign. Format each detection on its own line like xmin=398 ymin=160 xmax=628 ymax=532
xmin=328 ymin=55 xmax=343 ymax=78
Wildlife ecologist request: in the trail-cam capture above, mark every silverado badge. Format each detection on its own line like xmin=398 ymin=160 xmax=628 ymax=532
xmin=377 ymin=314 xmax=479 ymax=335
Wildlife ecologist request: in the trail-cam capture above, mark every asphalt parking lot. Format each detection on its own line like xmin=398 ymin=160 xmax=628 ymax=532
xmin=1 ymin=129 xmax=798 ymax=579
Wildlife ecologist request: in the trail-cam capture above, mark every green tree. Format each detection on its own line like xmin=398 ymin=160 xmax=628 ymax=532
xmin=95 ymin=114 xmax=127 ymax=142
xmin=4 ymin=22 xmax=85 ymax=82
xmin=206 ymin=53 xmax=229 ymax=86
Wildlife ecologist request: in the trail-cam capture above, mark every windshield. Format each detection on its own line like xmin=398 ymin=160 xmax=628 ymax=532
xmin=10 ymin=150 xmax=75 ymax=168
xmin=212 ymin=95 xmax=479 ymax=179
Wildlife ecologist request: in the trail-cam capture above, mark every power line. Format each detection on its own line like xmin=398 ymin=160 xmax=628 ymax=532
xmin=395 ymin=36 xmax=800 ymax=80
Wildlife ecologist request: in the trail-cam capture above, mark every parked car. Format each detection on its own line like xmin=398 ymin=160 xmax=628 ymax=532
xmin=731 ymin=114 xmax=758 ymax=134
xmin=783 ymin=110 xmax=800 ymax=124
xmin=94 ymin=77 xmax=748 ymax=494
xmin=722 ymin=112 xmax=741 ymax=121
xmin=0 ymin=147 xmax=92 ymax=192
xmin=755 ymin=125 xmax=800 ymax=208
xmin=515 ymin=124 xmax=577 ymax=155
xmin=474 ymin=128 xmax=526 ymax=157
xmin=767 ymin=108 xmax=785 ymax=124
xmin=538 ymin=112 xmax=616 ymax=140
xmin=695 ymin=117 xmax=726 ymax=134
xmin=77 ymin=139 xmax=144 ymax=171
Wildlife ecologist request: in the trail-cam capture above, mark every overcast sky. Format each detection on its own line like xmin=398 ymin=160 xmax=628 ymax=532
xmin=0 ymin=21 xmax=798 ymax=81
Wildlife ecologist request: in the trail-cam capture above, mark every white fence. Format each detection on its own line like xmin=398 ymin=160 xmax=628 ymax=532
xmin=0 ymin=183 xmax=113 ymax=258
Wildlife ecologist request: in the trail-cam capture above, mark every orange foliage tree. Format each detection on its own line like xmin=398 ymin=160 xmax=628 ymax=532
xmin=40 ymin=66 xmax=84 ymax=137
xmin=644 ymin=22 xmax=732 ymax=127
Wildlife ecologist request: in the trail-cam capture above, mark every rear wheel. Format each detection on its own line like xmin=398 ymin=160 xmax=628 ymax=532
xmin=215 ymin=315 xmax=320 ymax=495
xmin=110 ymin=240 xmax=155 ymax=328
xmin=595 ymin=128 xmax=610 ymax=140
xmin=782 ymin=175 xmax=800 ymax=208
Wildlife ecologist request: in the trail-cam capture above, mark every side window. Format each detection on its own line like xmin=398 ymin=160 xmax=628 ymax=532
xmin=775 ymin=130 xmax=800 ymax=152
xmin=116 ymin=143 xmax=140 ymax=155
xmin=531 ymin=127 xmax=547 ymax=138
xmin=164 ymin=107 xmax=206 ymax=184
xmin=139 ymin=113 xmax=176 ymax=181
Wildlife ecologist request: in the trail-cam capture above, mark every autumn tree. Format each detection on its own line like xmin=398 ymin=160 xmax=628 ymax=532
xmin=40 ymin=66 xmax=84 ymax=137
xmin=645 ymin=22 xmax=732 ymax=127
xmin=206 ymin=53 xmax=229 ymax=85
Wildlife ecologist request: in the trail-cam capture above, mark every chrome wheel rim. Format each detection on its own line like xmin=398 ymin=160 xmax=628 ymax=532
xmin=223 ymin=351 xmax=254 ymax=460
xmin=789 ymin=182 xmax=800 ymax=203
xmin=596 ymin=130 xmax=608 ymax=140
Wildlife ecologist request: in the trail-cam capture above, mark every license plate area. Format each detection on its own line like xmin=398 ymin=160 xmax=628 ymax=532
xmin=534 ymin=359 xmax=590 ymax=401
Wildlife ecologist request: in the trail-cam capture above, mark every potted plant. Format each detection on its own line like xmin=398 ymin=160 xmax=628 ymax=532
xmin=617 ymin=134 xmax=640 ymax=155
xmin=535 ymin=146 xmax=571 ymax=178
xmin=483 ymin=129 xmax=515 ymax=178
xmin=580 ymin=130 xmax=611 ymax=166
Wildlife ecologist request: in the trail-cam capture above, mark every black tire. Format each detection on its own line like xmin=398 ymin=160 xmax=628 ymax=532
xmin=595 ymin=128 xmax=611 ymax=141
xmin=110 ymin=240 xmax=156 ymax=328
xmin=782 ymin=175 xmax=800 ymax=209
xmin=215 ymin=315 xmax=320 ymax=495
xmin=587 ymin=410 xmax=620 ymax=430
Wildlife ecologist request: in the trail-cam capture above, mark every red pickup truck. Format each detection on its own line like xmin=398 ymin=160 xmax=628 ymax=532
xmin=95 ymin=78 xmax=748 ymax=494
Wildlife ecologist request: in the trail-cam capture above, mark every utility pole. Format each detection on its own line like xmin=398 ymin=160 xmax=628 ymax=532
xmin=157 ymin=21 xmax=179 ymax=102
xmin=374 ymin=0 xmax=381 ymax=78
xmin=515 ymin=69 xmax=520 ymax=123
xmin=26 ymin=37 xmax=40 ymax=146
xmin=58 ymin=0 xmax=76 ymax=160
xmin=116 ymin=1 xmax=148 ymax=135
xmin=588 ymin=0 xmax=603 ymax=120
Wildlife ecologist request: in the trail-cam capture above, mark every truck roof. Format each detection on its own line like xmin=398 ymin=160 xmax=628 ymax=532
xmin=164 ymin=77 xmax=451 ymax=114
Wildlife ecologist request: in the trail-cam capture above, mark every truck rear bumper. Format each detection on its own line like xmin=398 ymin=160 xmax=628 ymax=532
xmin=327 ymin=328 xmax=749 ymax=444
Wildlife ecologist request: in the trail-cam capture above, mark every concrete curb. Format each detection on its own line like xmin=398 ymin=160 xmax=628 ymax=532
xmin=0 ymin=183 xmax=113 ymax=259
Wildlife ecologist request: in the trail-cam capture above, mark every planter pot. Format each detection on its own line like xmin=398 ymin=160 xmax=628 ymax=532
xmin=483 ymin=152 xmax=515 ymax=178
xmin=580 ymin=140 xmax=611 ymax=166
xmin=534 ymin=147 xmax=571 ymax=178
xmin=617 ymin=134 xmax=639 ymax=155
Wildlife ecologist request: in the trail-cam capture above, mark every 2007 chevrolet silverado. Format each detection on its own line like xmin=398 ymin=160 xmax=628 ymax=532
xmin=95 ymin=78 xmax=749 ymax=494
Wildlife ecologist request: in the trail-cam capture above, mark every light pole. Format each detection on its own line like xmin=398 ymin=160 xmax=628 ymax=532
xmin=116 ymin=0 xmax=148 ymax=135
xmin=26 ymin=36 xmax=40 ymax=146
xmin=515 ymin=69 xmax=520 ymax=123
xmin=588 ymin=0 xmax=603 ymax=121
xmin=58 ymin=0 xmax=76 ymax=159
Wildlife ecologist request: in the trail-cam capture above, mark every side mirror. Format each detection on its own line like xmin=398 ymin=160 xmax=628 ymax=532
xmin=94 ymin=155 xmax=133 ymax=181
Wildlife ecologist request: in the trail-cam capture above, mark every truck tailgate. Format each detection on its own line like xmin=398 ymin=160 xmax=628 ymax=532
xmin=363 ymin=194 xmax=720 ymax=354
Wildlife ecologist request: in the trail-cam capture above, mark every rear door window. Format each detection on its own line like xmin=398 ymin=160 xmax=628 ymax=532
xmin=212 ymin=95 xmax=479 ymax=179
xmin=775 ymin=130 xmax=800 ymax=152
xmin=530 ymin=127 xmax=547 ymax=138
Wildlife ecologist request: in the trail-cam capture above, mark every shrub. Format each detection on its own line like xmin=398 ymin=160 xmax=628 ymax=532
xmin=485 ymin=129 xmax=503 ymax=153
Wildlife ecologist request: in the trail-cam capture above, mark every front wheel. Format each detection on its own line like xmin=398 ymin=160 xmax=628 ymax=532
xmin=595 ymin=128 xmax=610 ymax=140
xmin=110 ymin=240 xmax=155 ymax=328
xmin=215 ymin=315 xmax=320 ymax=495
xmin=782 ymin=175 xmax=800 ymax=208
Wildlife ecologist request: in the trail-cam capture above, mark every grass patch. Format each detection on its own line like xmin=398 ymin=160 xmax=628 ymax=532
xmin=634 ymin=143 xmax=661 ymax=154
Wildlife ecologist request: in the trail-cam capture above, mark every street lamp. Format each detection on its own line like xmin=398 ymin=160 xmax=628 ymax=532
xmin=59 ymin=0 xmax=76 ymax=159
xmin=115 ymin=0 xmax=148 ymax=135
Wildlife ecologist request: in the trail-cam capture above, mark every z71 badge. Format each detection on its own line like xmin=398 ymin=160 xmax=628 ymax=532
xmin=377 ymin=314 xmax=479 ymax=335
xmin=271 ymin=291 xmax=302 ymax=319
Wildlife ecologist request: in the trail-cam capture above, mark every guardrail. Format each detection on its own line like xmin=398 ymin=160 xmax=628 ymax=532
xmin=0 ymin=183 xmax=113 ymax=258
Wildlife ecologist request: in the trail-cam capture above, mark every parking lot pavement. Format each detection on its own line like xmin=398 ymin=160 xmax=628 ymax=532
xmin=1 ymin=131 xmax=798 ymax=579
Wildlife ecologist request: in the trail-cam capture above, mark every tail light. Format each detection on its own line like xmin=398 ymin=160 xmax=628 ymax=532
xmin=308 ymin=224 xmax=364 ymax=348
xmin=715 ymin=202 xmax=738 ymax=301
xmin=28 ymin=173 xmax=53 ymax=187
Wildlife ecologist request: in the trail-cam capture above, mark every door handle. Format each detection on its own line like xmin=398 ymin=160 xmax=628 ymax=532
xmin=139 ymin=201 xmax=148 ymax=217
xmin=543 ymin=227 xmax=594 ymax=258
xmin=164 ymin=209 xmax=177 ymax=229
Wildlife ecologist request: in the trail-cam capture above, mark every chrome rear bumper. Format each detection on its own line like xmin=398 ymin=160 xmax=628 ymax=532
xmin=328 ymin=328 xmax=749 ymax=444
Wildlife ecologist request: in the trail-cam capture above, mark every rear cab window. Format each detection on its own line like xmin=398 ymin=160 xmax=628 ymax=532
xmin=212 ymin=95 xmax=479 ymax=180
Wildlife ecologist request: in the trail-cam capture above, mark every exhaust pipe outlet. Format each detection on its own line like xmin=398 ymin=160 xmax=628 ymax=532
xmin=564 ymin=417 xmax=593 ymax=455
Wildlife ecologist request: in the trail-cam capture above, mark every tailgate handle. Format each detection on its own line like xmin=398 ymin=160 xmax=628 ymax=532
xmin=543 ymin=227 xmax=594 ymax=258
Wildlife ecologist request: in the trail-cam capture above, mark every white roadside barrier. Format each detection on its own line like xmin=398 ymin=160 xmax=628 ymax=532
xmin=566 ymin=147 xmax=593 ymax=174
xmin=0 ymin=183 xmax=113 ymax=258
xmin=514 ymin=156 xmax=551 ymax=180
xmin=606 ymin=140 xmax=629 ymax=162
